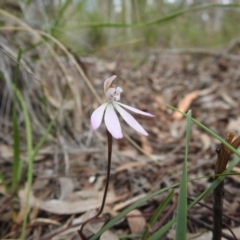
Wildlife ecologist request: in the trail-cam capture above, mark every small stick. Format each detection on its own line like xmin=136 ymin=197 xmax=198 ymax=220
xmin=213 ymin=132 xmax=240 ymax=240
xmin=188 ymin=215 xmax=235 ymax=240
xmin=78 ymin=129 xmax=113 ymax=239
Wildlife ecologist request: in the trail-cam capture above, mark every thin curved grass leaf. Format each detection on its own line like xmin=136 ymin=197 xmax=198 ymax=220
xmin=12 ymin=49 xmax=22 ymax=192
xmin=149 ymin=158 xmax=240 ymax=240
xmin=141 ymin=191 xmax=174 ymax=240
xmin=90 ymin=183 xmax=179 ymax=240
xmin=13 ymin=86 xmax=33 ymax=239
xmin=76 ymin=3 xmax=240 ymax=28
xmin=175 ymin=110 xmax=191 ymax=240
xmin=167 ymin=105 xmax=240 ymax=158
xmin=118 ymin=233 xmax=141 ymax=239
xmin=92 ymin=105 xmax=240 ymax=239
xmin=91 ymin=158 xmax=239 ymax=240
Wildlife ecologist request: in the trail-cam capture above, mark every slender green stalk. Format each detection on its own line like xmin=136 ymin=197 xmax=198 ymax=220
xmin=14 ymin=86 xmax=33 ymax=240
xmin=17 ymin=87 xmax=54 ymax=239
xmin=175 ymin=110 xmax=191 ymax=240
xmin=12 ymin=49 xmax=22 ymax=192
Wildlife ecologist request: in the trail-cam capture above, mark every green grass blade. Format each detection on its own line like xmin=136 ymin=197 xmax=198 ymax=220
xmin=91 ymin=158 xmax=239 ymax=240
xmin=118 ymin=233 xmax=141 ymax=239
xmin=188 ymin=159 xmax=240 ymax=208
xmin=118 ymin=233 xmax=141 ymax=240
xmin=149 ymin=157 xmax=240 ymax=240
xmin=12 ymin=86 xmax=20 ymax=191
xmin=32 ymin=120 xmax=54 ymax=161
xmin=51 ymin=0 xmax=73 ymax=33
xmin=91 ymin=105 xmax=240 ymax=240
xmin=149 ymin=218 xmax=176 ymax=240
xmin=76 ymin=3 xmax=240 ymax=28
xmin=149 ymin=105 xmax=240 ymax=239
xmin=16 ymin=92 xmax=54 ymax=239
xmin=175 ymin=110 xmax=191 ymax=240
xmin=167 ymin=105 xmax=240 ymax=158
xmin=12 ymin=86 xmax=33 ymax=240
xmin=144 ymin=3 xmax=240 ymax=27
xmin=12 ymin=49 xmax=22 ymax=192
xmin=141 ymin=191 xmax=174 ymax=240
xmin=90 ymin=183 xmax=180 ymax=240
xmin=56 ymin=0 xmax=72 ymax=22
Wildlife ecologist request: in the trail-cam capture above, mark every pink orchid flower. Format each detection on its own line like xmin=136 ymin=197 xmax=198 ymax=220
xmin=91 ymin=75 xmax=154 ymax=139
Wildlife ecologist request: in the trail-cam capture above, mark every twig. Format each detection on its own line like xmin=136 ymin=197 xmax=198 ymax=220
xmin=78 ymin=129 xmax=113 ymax=239
xmin=187 ymin=197 xmax=240 ymax=224
xmin=222 ymin=223 xmax=238 ymax=240
xmin=188 ymin=215 xmax=235 ymax=240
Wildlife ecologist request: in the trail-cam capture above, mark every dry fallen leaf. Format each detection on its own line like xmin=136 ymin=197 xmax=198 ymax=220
xmin=140 ymin=135 xmax=153 ymax=154
xmin=228 ymin=165 xmax=240 ymax=184
xmin=173 ymin=90 xmax=200 ymax=119
xmin=19 ymin=187 xmax=116 ymax=215
xmin=154 ymin=95 xmax=166 ymax=111
xmin=115 ymin=161 xmax=147 ymax=172
xmin=227 ymin=117 xmax=240 ymax=134
xmin=51 ymin=210 xmax=103 ymax=240
xmin=232 ymin=166 xmax=240 ymax=173
xmin=59 ymin=177 xmax=74 ymax=200
xmin=126 ymin=209 xmax=146 ymax=234
xmin=40 ymin=190 xmax=116 ymax=214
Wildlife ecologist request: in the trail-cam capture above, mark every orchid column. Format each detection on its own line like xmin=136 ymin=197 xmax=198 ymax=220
xmin=79 ymin=75 xmax=154 ymax=239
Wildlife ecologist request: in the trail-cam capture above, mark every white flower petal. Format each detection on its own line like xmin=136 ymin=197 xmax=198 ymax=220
xmin=113 ymin=103 xmax=148 ymax=136
xmin=90 ymin=103 xmax=108 ymax=130
xmin=106 ymin=88 xmax=116 ymax=101
xmin=116 ymin=102 xmax=154 ymax=117
xmin=115 ymin=87 xmax=123 ymax=101
xmin=116 ymin=87 xmax=123 ymax=94
xmin=104 ymin=75 xmax=117 ymax=93
xmin=104 ymin=104 xmax=123 ymax=139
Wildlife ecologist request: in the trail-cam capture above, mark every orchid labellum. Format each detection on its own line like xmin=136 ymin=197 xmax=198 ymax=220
xmin=91 ymin=75 xmax=154 ymax=139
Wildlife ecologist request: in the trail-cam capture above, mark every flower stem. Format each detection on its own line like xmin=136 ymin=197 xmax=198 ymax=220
xmin=78 ymin=129 xmax=113 ymax=239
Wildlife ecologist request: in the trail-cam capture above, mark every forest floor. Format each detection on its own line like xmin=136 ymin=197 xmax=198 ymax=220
xmin=1 ymin=40 xmax=240 ymax=240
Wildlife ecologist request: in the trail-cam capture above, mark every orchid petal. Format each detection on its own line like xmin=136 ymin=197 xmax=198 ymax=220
xmin=115 ymin=87 xmax=123 ymax=101
xmin=113 ymin=103 xmax=148 ymax=136
xmin=104 ymin=75 xmax=117 ymax=93
xmin=104 ymin=104 xmax=123 ymax=139
xmin=90 ymin=103 xmax=108 ymax=130
xmin=116 ymin=102 xmax=154 ymax=117
xmin=106 ymin=88 xmax=116 ymax=101
xmin=116 ymin=87 xmax=123 ymax=94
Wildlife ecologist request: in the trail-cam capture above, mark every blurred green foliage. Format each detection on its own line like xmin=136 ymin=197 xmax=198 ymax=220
xmin=1 ymin=0 xmax=240 ymax=54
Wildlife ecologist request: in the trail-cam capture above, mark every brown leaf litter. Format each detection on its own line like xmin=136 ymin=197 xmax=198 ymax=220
xmin=1 ymin=38 xmax=240 ymax=239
